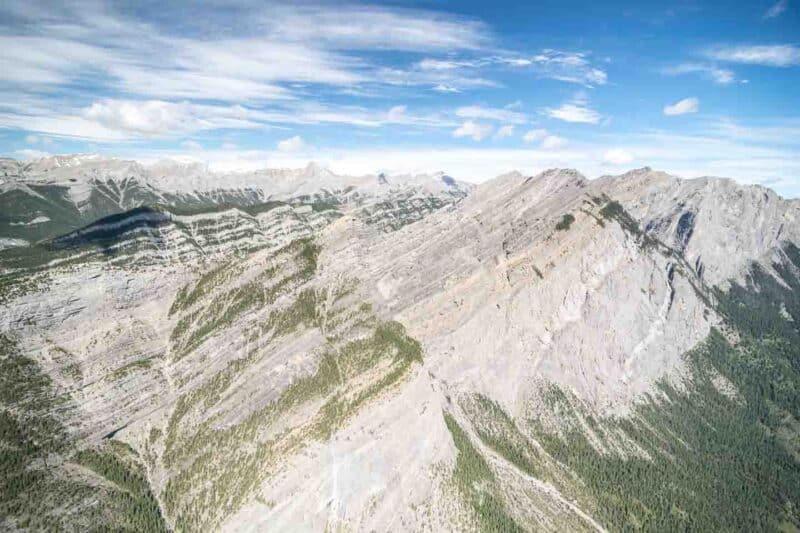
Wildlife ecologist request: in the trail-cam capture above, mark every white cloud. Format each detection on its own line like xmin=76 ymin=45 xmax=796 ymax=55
xmin=540 ymin=135 xmax=567 ymax=149
xmin=663 ymin=97 xmax=699 ymax=116
xmin=706 ymin=45 xmax=800 ymax=66
xmin=115 ymin=121 xmax=800 ymax=198
xmin=84 ymin=100 xmax=194 ymax=136
xmin=456 ymin=105 xmax=527 ymax=124
xmin=505 ymin=50 xmax=608 ymax=86
xmin=521 ymin=128 xmax=565 ymax=148
xmin=0 ymin=1 xmax=495 ymax=111
xmin=387 ymin=105 xmax=407 ymax=121
xmin=662 ymin=63 xmax=735 ymax=85
xmin=433 ymin=84 xmax=461 ymax=93
xmin=494 ymin=125 xmax=514 ymax=139
xmin=265 ymin=5 xmax=489 ymax=51
xmin=603 ymin=148 xmax=634 ymax=165
xmin=277 ymin=135 xmax=306 ymax=152
xmin=453 ymin=120 xmax=493 ymax=141
xmin=221 ymin=142 xmax=238 ymax=150
xmin=523 ymin=129 xmax=548 ymax=142
xmin=181 ymin=140 xmax=202 ymax=150
xmin=417 ymin=59 xmax=477 ymax=70
xmin=81 ymin=100 xmax=265 ymax=137
xmin=545 ymin=103 xmax=601 ymax=124
xmin=764 ymin=0 xmax=788 ymax=19
xmin=15 ymin=148 xmax=50 ymax=159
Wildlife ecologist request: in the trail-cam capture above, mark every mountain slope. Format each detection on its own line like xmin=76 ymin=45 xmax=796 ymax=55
xmin=1 ymin=159 xmax=799 ymax=532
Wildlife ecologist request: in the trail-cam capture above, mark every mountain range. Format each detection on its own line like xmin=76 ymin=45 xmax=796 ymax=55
xmin=2 ymin=155 xmax=800 ymax=532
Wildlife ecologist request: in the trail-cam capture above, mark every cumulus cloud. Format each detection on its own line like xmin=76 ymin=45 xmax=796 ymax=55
xmin=277 ymin=135 xmax=306 ymax=152
xmin=521 ymin=128 xmax=565 ymax=149
xmin=494 ymin=125 xmax=514 ymax=139
xmin=706 ymin=45 xmax=800 ymax=66
xmin=544 ymin=97 xmax=601 ymax=124
xmin=84 ymin=100 xmax=195 ymax=136
xmin=603 ymin=148 xmax=634 ymax=165
xmin=453 ymin=120 xmax=493 ymax=140
xmin=663 ymin=97 xmax=699 ymax=116
xmin=764 ymin=0 xmax=788 ymax=19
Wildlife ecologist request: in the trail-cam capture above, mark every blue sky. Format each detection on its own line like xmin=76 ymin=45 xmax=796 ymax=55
xmin=1 ymin=1 xmax=799 ymax=195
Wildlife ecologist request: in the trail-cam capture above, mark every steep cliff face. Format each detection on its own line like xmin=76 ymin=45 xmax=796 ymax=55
xmin=2 ymin=160 xmax=800 ymax=532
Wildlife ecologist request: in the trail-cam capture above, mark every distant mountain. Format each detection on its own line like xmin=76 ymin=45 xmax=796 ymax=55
xmin=2 ymin=158 xmax=799 ymax=532
xmin=0 ymin=155 xmax=471 ymax=245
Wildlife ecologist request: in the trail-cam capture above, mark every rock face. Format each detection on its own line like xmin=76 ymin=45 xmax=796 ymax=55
xmin=2 ymin=159 xmax=800 ymax=532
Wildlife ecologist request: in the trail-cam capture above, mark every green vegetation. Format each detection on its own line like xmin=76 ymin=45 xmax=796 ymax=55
xmin=110 ymin=357 xmax=154 ymax=380
xmin=0 ymin=335 xmax=166 ymax=531
xmin=555 ymin=213 xmax=575 ymax=231
xmin=465 ymin=395 xmax=541 ymax=478
xmin=443 ymin=412 xmax=524 ymax=532
xmin=163 ymin=311 xmax=423 ymax=530
xmin=169 ymin=238 xmax=319 ymax=359
xmin=76 ymin=443 xmax=167 ymax=532
xmin=162 ymin=238 xmax=424 ymax=530
xmin=596 ymin=196 xmax=658 ymax=249
xmin=0 ymin=335 xmax=69 ymax=530
xmin=522 ymin=242 xmax=800 ymax=532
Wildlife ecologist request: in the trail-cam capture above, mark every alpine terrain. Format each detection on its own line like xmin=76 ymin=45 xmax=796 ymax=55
xmin=3 ymin=154 xmax=800 ymax=532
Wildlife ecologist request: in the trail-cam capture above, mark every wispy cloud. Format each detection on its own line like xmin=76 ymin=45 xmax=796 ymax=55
xmin=763 ymin=0 xmax=788 ymax=19
xmin=662 ymin=63 xmax=736 ymax=84
xmin=663 ymin=97 xmax=699 ymax=116
xmin=456 ymin=105 xmax=528 ymax=124
xmin=525 ymin=50 xmax=608 ymax=86
xmin=0 ymin=1 xmax=495 ymax=140
xmin=706 ymin=45 xmax=800 ymax=66
xmin=263 ymin=5 xmax=490 ymax=51
xmin=413 ymin=49 xmax=608 ymax=89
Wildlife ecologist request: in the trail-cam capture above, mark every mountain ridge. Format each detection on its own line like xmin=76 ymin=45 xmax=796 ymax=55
xmin=2 ymin=158 xmax=800 ymax=531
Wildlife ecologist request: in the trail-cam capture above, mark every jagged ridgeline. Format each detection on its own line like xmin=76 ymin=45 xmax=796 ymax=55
xmin=3 ymin=159 xmax=800 ymax=532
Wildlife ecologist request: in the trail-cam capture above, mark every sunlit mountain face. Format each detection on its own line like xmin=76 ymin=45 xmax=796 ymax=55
xmin=2 ymin=1 xmax=800 ymax=532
